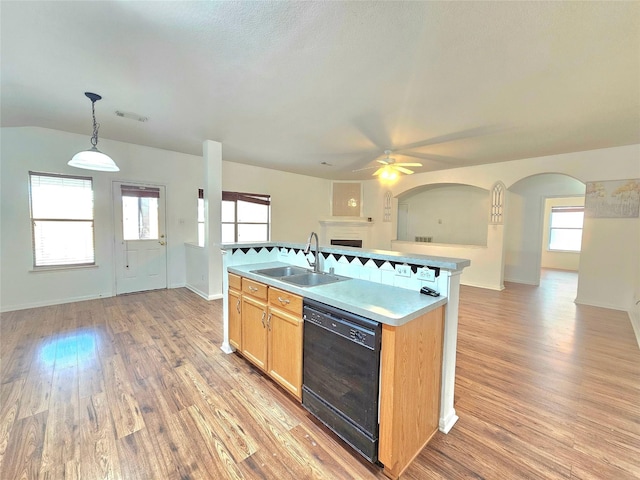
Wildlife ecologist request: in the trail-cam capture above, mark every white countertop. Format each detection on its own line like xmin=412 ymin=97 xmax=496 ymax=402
xmin=228 ymin=262 xmax=447 ymax=326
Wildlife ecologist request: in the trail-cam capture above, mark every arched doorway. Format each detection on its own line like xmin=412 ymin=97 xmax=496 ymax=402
xmin=505 ymin=173 xmax=585 ymax=287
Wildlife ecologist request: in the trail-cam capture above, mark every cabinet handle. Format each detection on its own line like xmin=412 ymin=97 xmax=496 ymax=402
xmin=235 ymin=298 xmax=241 ymax=313
xmin=248 ymin=286 xmax=258 ymax=292
xmin=267 ymin=313 xmax=272 ymax=331
xmin=261 ymin=311 xmax=266 ymax=328
xmin=277 ymin=296 xmax=290 ymax=305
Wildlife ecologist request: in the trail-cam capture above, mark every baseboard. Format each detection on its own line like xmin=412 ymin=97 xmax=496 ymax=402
xmin=0 ymin=292 xmax=114 ymax=313
xmin=439 ymin=410 xmax=459 ymax=434
xmin=629 ymin=310 xmax=640 ymax=350
xmin=503 ymin=277 xmax=539 ymax=286
xmin=185 ymin=284 xmax=223 ymax=301
xmin=461 ymin=281 xmax=505 ymax=291
xmin=574 ymin=296 xmax=627 ymax=312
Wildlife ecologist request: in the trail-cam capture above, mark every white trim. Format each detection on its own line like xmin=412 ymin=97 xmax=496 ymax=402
xmin=185 ymin=284 xmax=222 ymax=301
xmin=629 ymin=310 xmax=640 ymax=350
xmin=461 ymin=280 xmax=505 ymax=291
xmin=574 ymin=296 xmax=628 ymax=312
xmin=30 ymin=264 xmax=100 ymax=273
xmin=504 ymin=277 xmax=539 ymax=286
xmin=0 ymin=291 xmax=113 ymax=313
xmin=439 ymin=410 xmax=459 ymax=434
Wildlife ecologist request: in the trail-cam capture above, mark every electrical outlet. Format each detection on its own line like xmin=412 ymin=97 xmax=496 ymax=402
xmin=417 ymin=267 xmax=436 ymax=282
xmin=395 ymin=264 xmax=411 ymax=277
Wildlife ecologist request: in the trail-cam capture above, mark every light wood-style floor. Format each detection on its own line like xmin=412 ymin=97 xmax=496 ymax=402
xmin=1 ymin=269 xmax=638 ymax=479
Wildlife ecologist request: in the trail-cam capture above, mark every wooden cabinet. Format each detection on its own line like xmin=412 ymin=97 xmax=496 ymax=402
xmin=268 ymin=288 xmax=303 ymax=399
xmin=228 ymin=274 xmax=242 ymax=350
xmin=241 ymin=295 xmax=268 ymax=370
xmin=378 ymin=306 xmax=444 ymax=479
xmin=235 ymin=277 xmax=304 ymax=400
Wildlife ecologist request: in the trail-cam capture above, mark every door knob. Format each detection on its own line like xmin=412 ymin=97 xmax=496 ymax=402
xmin=159 ymin=241 xmax=166 ymax=246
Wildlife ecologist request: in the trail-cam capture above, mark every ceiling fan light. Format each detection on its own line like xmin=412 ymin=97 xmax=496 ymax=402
xmin=69 ymin=146 xmax=120 ymax=172
xmin=380 ymin=167 xmax=398 ymax=180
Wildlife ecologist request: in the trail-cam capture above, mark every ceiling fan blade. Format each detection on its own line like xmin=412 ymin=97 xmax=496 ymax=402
xmin=372 ymin=167 xmax=386 ymax=176
xmin=394 ymin=166 xmax=414 ymax=175
xmin=395 ymin=125 xmax=508 ymax=151
xmin=352 ymin=165 xmax=380 ymax=172
xmin=397 ymin=151 xmax=469 ymax=165
xmin=393 ymin=162 xmax=422 ymax=167
xmin=376 ymin=158 xmax=390 ymax=165
xmin=352 ymin=114 xmax=392 ymax=151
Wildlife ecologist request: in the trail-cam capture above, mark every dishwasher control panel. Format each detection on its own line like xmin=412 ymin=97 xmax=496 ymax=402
xmin=303 ymin=303 xmax=379 ymax=350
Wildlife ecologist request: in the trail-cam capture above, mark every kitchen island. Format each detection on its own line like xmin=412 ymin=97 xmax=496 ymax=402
xmin=221 ymin=242 xmax=469 ymax=478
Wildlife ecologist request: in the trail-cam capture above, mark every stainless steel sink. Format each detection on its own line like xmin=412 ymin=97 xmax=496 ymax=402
xmin=251 ymin=266 xmax=310 ymax=278
xmin=279 ymin=272 xmax=348 ymax=287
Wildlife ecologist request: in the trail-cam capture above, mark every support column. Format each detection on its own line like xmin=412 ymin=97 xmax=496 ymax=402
xmin=439 ymin=270 xmax=462 ymax=433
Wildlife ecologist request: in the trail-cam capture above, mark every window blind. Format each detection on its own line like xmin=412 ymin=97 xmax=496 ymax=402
xmin=29 ymin=172 xmax=95 ymax=267
xmin=121 ymin=185 xmax=160 ymax=198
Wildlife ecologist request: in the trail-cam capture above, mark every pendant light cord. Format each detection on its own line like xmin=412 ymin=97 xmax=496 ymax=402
xmin=91 ymin=100 xmax=100 ymax=148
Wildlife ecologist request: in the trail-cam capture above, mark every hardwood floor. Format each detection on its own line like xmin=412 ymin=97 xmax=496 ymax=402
xmin=1 ymin=270 xmax=638 ymax=479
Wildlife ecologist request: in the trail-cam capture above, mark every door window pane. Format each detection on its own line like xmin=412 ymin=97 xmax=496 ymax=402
xmin=122 ymin=196 xmax=159 ymax=240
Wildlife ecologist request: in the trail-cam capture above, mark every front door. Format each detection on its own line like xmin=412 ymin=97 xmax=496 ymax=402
xmin=113 ymin=182 xmax=167 ymax=294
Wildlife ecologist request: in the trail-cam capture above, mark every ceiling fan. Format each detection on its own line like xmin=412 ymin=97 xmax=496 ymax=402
xmin=373 ymin=150 xmax=422 ymax=176
xmin=354 ymin=150 xmax=423 ymax=178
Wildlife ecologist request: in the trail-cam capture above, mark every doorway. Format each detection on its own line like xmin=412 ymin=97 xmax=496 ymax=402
xmin=113 ymin=182 xmax=168 ymax=294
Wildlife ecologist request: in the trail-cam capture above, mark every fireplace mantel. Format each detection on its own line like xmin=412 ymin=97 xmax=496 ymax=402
xmin=319 ymin=217 xmax=373 ymax=248
xmin=319 ymin=217 xmax=374 ymax=227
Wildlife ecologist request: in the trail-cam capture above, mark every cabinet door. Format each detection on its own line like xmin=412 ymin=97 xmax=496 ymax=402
xmin=268 ymin=307 xmax=303 ymax=400
xmin=228 ymin=288 xmax=242 ymax=350
xmin=241 ymin=295 xmax=268 ymax=371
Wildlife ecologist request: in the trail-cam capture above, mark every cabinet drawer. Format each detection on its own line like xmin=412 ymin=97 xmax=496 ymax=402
xmin=242 ymin=278 xmax=268 ymax=300
xmin=228 ymin=273 xmax=241 ymax=291
xmin=268 ymin=287 xmax=303 ymax=316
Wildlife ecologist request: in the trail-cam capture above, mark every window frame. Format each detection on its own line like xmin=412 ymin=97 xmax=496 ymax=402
xmin=548 ymin=205 xmax=584 ymax=253
xmin=29 ymin=171 xmax=96 ymax=268
xmin=222 ymin=191 xmax=271 ymax=243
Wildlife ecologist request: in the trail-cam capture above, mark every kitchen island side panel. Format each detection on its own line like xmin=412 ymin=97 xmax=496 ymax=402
xmin=378 ymin=305 xmax=444 ymax=479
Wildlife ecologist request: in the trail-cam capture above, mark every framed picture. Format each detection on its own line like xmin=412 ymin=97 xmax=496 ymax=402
xmin=332 ymin=182 xmax=362 ymax=217
xmin=585 ymin=179 xmax=640 ymax=218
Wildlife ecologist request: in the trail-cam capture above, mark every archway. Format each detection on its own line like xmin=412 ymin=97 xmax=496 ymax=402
xmin=505 ymin=173 xmax=585 ymax=287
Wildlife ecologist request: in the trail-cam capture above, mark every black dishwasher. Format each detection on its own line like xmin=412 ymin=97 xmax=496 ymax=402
xmin=302 ymin=298 xmax=382 ymax=463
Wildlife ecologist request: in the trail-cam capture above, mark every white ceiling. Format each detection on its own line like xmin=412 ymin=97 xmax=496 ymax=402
xmin=1 ymin=1 xmax=639 ymax=180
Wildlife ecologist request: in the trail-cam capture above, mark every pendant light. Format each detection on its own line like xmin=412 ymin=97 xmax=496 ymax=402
xmin=68 ymin=92 xmax=119 ymax=172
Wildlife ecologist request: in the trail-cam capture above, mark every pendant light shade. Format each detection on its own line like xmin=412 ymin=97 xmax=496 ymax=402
xmin=69 ymin=92 xmax=119 ymax=172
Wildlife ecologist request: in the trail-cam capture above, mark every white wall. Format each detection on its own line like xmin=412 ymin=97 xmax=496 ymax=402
xmin=541 ymin=196 xmax=584 ymax=271
xmin=397 ymin=184 xmax=489 ymax=245
xmin=222 ymin=162 xmax=331 ymax=244
xmin=576 ymin=216 xmax=639 ymax=311
xmin=376 ymin=144 xmax=640 ymax=311
xmin=505 ymin=174 xmax=585 ymax=284
xmin=0 ymin=127 xmax=202 ymax=311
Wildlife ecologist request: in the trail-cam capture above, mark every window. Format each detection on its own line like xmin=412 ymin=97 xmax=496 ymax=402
xmin=549 ymin=206 xmax=584 ymax=252
xmin=198 ymin=188 xmax=205 ymax=247
xmin=222 ymin=191 xmax=270 ymax=243
xmin=121 ymin=185 xmax=159 ymax=240
xmin=29 ymin=171 xmax=95 ymax=267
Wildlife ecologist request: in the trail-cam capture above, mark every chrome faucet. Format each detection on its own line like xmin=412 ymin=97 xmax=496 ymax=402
xmin=304 ymin=231 xmax=321 ymax=273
